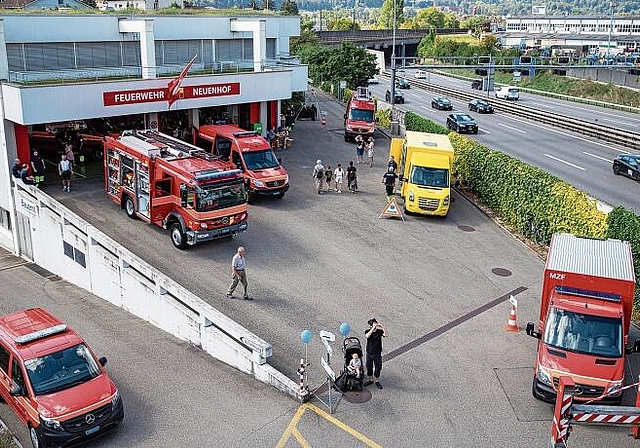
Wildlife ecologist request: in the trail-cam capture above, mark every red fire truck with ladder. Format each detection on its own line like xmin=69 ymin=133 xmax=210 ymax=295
xmin=104 ymin=130 xmax=248 ymax=249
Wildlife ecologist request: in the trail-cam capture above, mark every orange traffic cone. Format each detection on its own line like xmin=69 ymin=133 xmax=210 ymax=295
xmin=506 ymin=304 xmax=519 ymax=332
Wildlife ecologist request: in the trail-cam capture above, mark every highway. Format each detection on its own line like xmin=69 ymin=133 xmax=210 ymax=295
xmin=370 ymin=78 xmax=640 ymax=213
xmin=415 ymin=70 xmax=640 ymax=133
xmin=25 ymin=93 xmax=640 ymax=447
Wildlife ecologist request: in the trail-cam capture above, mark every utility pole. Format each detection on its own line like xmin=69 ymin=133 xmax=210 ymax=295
xmin=607 ymin=1 xmax=615 ymax=83
xmin=390 ymin=0 xmax=397 ymax=111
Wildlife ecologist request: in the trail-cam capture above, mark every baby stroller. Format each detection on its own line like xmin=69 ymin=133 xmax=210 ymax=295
xmin=340 ymin=337 xmax=364 ymax=391
xmin=349 ymin=177 xmax=358 ymax=193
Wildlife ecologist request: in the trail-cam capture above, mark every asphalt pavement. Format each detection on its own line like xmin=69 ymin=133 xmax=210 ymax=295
xmin=371 ymin=75 xmax=640 ymax=213
xmin=9 ymin=90 xmax=640 ymax=447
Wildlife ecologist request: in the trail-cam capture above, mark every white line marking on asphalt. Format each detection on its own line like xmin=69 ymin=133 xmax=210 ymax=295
xmin=525 ymin=101 xmax=555 ymax=109
xmin=497 ymin=123 xmax=526 ymax=134
xmin=481 ymin=129 xmax=490 ymax=134
xmin=544 ymin=154 xmax=586 ymax=171
xmin=598 ymin=117 xmax=628 ymax=125
xmin=583 ymin=151 xmax=612 ymax=163
xmin=558 ymin=102 xmax=640 ymax=122
xmin=501 ymin=115 xmax=629 ymax=153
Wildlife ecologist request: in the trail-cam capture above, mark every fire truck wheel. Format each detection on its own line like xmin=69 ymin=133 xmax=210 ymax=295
xmin=170 ymin=223 xmax=187 ymax=250
xmin=124 ymin=196 xmax=136 ymax=219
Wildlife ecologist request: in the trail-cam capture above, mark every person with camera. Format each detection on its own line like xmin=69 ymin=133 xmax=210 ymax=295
xmin=364 ymin=318 xmax=387 ymax=389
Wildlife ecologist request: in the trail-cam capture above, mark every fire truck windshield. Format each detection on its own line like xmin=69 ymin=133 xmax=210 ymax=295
xmin=243 ymin=149 xmax=280 ymax=171
xmin=543 ymin=307 xmax=622 ymax=358
xmin=196 ymin=182 xmax=246 ymax=212
xmin=349 ymin=108 xmax=374 ymax=123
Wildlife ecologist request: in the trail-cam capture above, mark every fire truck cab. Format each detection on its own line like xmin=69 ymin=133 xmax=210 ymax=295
xmin=195 ymin=124 xmax=289 ymax=199
xmin=104 ymin=130 xmax=248 ymax=249
xmin=344 ymin=86 xmax=376 ymax=142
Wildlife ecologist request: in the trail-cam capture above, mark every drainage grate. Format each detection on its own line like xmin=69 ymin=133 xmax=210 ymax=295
xmin=458 ymin=225 xmax=476 ymax=232
xmin=24 ymin=263 xmax=56 ymax=279
xmin=491 ymin=268 xmax=512 ymax=277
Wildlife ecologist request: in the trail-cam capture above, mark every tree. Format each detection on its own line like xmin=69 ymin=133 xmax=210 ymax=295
xmin=290 ymin=25 xmax=319 ymax=55
xmin=404 ymin=7 xmax=443 ymax=29
xmin=461 ymin=16 xmax=491 ymax=35
xmin=378 ymin=0 xmax=405 ymax=29
xmin=329 ymin=17 xmax=360 ymax=31
xmin=261 ymin=0 xmax=275 ymax=11
xmin=280 ymin=0 xmax=299 ymax=15
xmin=479 ymin=35 xmax=499 ymax=54
xmin=443 ymin=12 xmax=460 ymax=29
xmin=247 ymin=0 xmax=259 ymax=9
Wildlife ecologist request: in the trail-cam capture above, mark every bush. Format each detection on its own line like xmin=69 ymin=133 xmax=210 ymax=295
xmin=606 ymin=206 xmax=640 ymax=309
xmin=404 ymin=111 xmax=449 ymax=134
xmin=343 ymin=88 xmax=353 ymax=103
xmin=450 ymin=133 xmax=607 ymax=244
xmin=376 ymin=108 xmax=391 ymax=129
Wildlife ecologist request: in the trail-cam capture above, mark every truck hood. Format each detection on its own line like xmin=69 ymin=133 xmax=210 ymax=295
xmin=35 ymin=373 xmax=115 ymax=419
xmin=347 ymin=120 xmax=374 ymax=127
xmin=539 ymin=343 xmax=624 ymax=386
xmin=247 ymin=167 xmax=287 ymax=180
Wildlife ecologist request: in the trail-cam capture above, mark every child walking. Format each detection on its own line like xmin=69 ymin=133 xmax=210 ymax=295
xmin=334 ymin=164 xmax=344 ymax=194
xmin=324 ymin=165 xmax=333 ymax=192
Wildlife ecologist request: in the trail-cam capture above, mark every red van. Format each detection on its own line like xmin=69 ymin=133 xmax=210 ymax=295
xmin=195 ymin=124 xmax=289 ymax=199
xmin=0 ymin=308 xmax=124 ymax=447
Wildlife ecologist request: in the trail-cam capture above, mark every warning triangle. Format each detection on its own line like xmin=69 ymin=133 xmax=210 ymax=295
xmin=378 ymin=197 xmax=404 ymax=221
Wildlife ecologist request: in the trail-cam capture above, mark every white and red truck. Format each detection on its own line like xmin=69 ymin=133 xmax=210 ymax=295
xmin=526 ymin=233 xmax=639 ymax=404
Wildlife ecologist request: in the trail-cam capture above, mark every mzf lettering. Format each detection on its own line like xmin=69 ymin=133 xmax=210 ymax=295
xmin=549 ymin=272 xmax=566 ymax=280
xmin=103 ymin=88 xmax=167 ymax=106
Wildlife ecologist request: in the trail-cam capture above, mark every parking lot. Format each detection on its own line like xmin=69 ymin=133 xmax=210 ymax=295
xmin=20 ymin=90 xmax=640 ymax=447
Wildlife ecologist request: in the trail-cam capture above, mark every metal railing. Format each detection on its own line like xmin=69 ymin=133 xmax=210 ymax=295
xmin=316 ymin=28 xmax=468 ymax=43
xmin=7 ymin=56 xmax=303 ymax=86
xmin=382 ymin=71 xmax=640 ymax=151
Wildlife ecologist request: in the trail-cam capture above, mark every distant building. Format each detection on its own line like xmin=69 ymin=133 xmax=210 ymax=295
xmin=96 ymin=0 xmax=182 ymax=10
xmin=531 ymin=6 xmax=546 ymax=15
xmin=0 ymin=0 xmax=91 ymax=9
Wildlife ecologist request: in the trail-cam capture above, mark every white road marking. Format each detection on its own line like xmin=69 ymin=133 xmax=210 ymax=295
xmin=544 ymin=154 xmax=586 ymax=171
xmin=524 ymin=101 xmax=555 ymax=109
xmin=598 ymin=117 xmax=629 ymax=126
xmin=556 ymin=101 xmax=640 ymax=122
xmin=497 ymin=123 xmax=526 ymax=134
xmin=481 ymin=129 xmax=491 ymax=135
xmin=501 ymin=114 xmax=629 ymax=153
xmin=583 ymin=151 xmax=613 ymax=163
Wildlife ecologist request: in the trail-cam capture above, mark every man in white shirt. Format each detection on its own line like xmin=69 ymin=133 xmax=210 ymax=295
xmin=227 ymin=246 xmax=250 ymax=299
xmin=58 ymin=154 xmax=72 ymax=193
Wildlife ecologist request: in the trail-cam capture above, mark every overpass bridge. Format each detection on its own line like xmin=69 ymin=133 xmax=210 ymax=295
xmin=315 ymin=28 xmax=470 ymax=64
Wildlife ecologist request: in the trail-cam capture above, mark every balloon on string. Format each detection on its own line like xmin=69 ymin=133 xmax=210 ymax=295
xmin=300 ymin=329 xmax=313 ymax=344
xmin=339 ymin=322 xmax=351 ymax=336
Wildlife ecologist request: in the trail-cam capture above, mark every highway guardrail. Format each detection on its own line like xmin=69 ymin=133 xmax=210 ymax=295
xmin=382 ymin=71 xmax=640 ymax=151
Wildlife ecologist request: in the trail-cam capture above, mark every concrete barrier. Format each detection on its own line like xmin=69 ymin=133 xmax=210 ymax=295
xmin=10 ymin=181 xmax=306 ymax=402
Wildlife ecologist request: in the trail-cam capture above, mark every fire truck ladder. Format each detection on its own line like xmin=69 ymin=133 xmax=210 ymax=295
xmin=354 ymin=86 xmax=371 ymax=100
xmin=551 ymin=376 xmax=640 ymax=447
xmin=135 ymin=130 xmax=220 ymax=162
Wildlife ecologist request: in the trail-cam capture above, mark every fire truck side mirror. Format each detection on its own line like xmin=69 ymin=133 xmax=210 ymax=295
xmin=525 ymin=322 xmax=540 ymax=339
xmin=180 ymin=185 xmax=188 ymax=207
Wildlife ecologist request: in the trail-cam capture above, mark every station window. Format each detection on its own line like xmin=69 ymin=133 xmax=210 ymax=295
xmin=0 ymin=207 xmax=11 ymax=232
xmin=63 ymin=241 xmax=87 ymax=268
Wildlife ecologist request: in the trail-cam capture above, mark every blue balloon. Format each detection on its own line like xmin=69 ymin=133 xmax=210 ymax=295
xmin=300 ymin=329 xmax=313 ymax=344
xmin=339 ymin=322 xmax=351 ymax=336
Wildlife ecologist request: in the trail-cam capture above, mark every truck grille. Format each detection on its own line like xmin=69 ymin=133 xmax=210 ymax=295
xmin=63 ymin=403 xmax=112 ymax=433
xmin=418 ymin=198 xmax=440 ymax=211
xmin=266 ymin=180 xmax=285 ymax=188
xmin=552 ymin=378 xmax=604 ymax=398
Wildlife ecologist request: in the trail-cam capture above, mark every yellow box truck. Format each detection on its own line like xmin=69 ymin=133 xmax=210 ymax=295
xmin=389 ymin=131 xmax=454 ymax=217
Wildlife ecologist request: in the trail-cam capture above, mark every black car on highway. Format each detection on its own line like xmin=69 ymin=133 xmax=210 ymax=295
xmin=468 ymin=99 xmax=494 ymax=114
xmin=386 ymin=89 xmax=404 ymax=104
xmin=431 ymin=96 xmax=452 ymax=110
xmin=613 ymin=154 xmax=640 ymax=180
xmin=471 ymin=79 xmax=483 ymax=90
xmin=446 ymin=112 xmax=478 ymax=134
xmin=395 ymin=78 xmax=411 ymax=89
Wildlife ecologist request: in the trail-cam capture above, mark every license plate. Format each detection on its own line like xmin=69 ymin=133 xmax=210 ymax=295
xmin=220 ymin=228 xmax=230 ymax=234
xmin=85 ymin=425 xmax=100 ymax=435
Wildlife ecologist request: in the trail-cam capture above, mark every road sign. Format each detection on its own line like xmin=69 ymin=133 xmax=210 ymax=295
xmin=339 ymin=80 xmax=347 ymax=89
xmin=321 ymin=357 xmax=336 ymax=381
xmin=513 ymin=70 xmax=522 ymax=82
xmin=320 ymin=330 xmax=336 ymax=342
xmin=378 ymin=197 xmax=405 ymax=221
xmin=321 ymin=337 xmax=333 ymax=358
xmin=509 ymin=295 xmax=518 ymax=308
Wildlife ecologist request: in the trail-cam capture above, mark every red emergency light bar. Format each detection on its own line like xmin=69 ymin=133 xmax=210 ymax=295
xmin=555 ymin=286 xmax=622 ymax=303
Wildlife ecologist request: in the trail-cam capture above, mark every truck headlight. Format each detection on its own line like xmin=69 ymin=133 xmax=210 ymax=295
xmin=443 ymin=195 xmax=450 ymax=205
xmin=284 ymin=175 xmax=289 ymax=184
xmin=251 ymin=179 xmax=265 ymax=188
xmin=537 ymin=366 xmax=552 ymax=386
xmin=346 ymin=125 xmax=353 ymax=131
xmin=408 ymin=191 xmax=414 ymax=202
xmin=42 ymin=417 xmax=62 ymax=430
xmin=607 ymin=382 xmax=623 ymax=396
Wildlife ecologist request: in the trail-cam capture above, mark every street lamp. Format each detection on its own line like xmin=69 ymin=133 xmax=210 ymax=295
xmin=607 ymin=1 xmax=615 ymax=82
xmin=390 ymin=0 xmax=397 ymax=112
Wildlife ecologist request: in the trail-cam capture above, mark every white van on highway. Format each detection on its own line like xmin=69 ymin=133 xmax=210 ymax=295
xmin=495 ymin=86 xmax=519 ymax=100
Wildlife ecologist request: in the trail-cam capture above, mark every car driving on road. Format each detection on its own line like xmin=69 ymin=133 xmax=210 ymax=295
xmin=468 ymin=99 xmax=494 ymax=114
xmin=367 ymin=76 xmax=380 ymax=85
xmin=431 ymin=97 xmax=453 ymax=110
xmin=446 ymin=112 xmax=478 ymax=134
xmin=414 ymin=70 xmax=427 ymax=79
xmin=0 ymin=308 xmax=124 ymax=448
xmin=386 ymin=89 xmax=404 ymax=104
xmin=495 ymin=86 xmax=520 ymax=100
xmin=395 ymin=78 xmax=410 ymax=89
xmin=613 ymin=154 xmax=640 ymax=180
xmin=471 ymin=79 xmax=483 ymax=90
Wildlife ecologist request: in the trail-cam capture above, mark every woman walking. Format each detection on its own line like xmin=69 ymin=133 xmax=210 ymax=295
xmin=366 ymin=137 xmax=375 ymax=168
xmin=355 ymin=135 xmax=365 ymax=164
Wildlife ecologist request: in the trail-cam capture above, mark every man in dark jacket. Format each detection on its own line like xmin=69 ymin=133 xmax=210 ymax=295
xmin=30 ymin=150 xmax=46 ymax=187
xmin=364 ymin=318 xmax=387 ymax=389
xmin=11 ymin=158 xmax=21 ymax=178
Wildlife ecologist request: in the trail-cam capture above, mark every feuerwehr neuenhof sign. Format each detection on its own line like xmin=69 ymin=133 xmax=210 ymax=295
xmin=103 ymin=82 xmax=241 ymax=107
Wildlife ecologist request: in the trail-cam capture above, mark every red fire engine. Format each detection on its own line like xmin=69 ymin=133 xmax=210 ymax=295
xmin=104 ymin=130 xmax=248 ymax=249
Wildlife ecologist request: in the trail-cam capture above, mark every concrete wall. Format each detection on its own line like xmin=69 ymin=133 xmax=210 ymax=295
xmin=567 ymin=67 xmax=640 ymax=91
xmin=11 ymin=181 xmax=306 ymax=401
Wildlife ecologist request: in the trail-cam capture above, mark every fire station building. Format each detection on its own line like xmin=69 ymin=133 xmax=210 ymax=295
xmin=0 ymin=14 xmax=307 ymax=251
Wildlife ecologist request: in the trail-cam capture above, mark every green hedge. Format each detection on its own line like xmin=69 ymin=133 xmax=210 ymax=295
xmin=376 ymin=108 xmax=391 ymax=129
xmin=405 ymin=112 xmax=449 ymax=134
xmin=606 ymin=207 xmax=640 ymax=308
